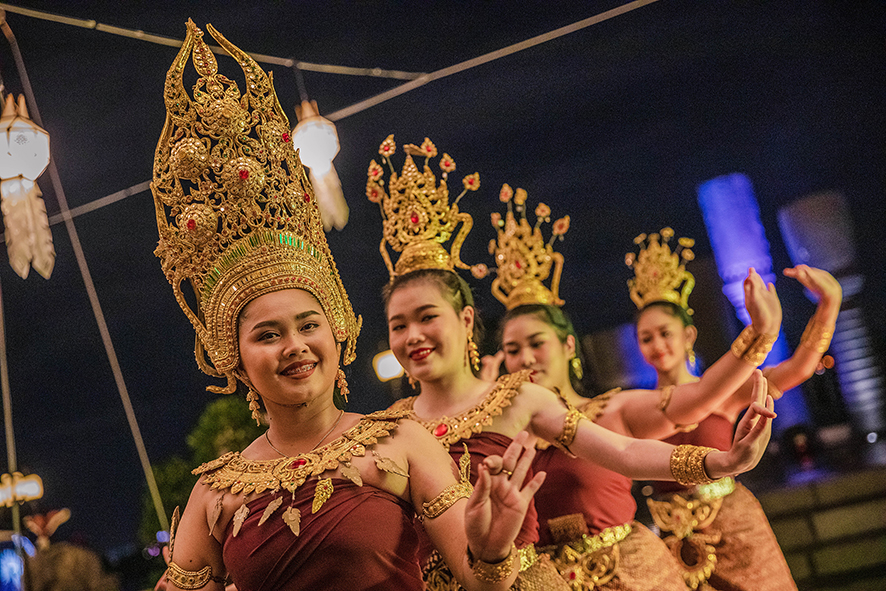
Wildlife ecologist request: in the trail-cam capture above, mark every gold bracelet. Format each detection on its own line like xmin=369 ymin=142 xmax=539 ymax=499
xmin=166 ymin=562 xmax=224 ymax=590
xmin=730 ymin=325 xmax=777 ymax=366
xmin=669 ymin=444 xmax=717 ymax=486
xmin=800 ymin=317 xmax=834 ymax=354
xmin=467 ymin=544 xmax=518 ymax=583
xmin=556 ymin=408 xmax=583 ymax=449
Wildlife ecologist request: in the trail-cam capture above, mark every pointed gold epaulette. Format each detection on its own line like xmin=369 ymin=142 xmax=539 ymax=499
xmin=577 ymin=387 xmax=622 ymax=423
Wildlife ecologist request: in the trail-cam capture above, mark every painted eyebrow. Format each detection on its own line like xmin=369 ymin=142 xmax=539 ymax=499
xmin=503 ymin=331 xmax=546 ymax=347
xmin=387 ymin=303 xmax=438 ymax=323
xmin=246 ymin=310 xmax=321 ymax=331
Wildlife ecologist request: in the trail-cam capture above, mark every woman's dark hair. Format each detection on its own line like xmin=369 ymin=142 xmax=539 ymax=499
xmin=382 ymin=269 xmax=484 ymax=373
xmin=636 ymin=300 xmax=694 ymax=328
xmin=500 ymin=303 xmax=584 ymax=394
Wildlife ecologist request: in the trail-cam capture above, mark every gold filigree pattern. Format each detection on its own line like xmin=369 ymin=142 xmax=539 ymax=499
xmin=423 ymin=445 xmax=474 ymax=519
xmin=193 ymin=410 xmax=408 ymax=534
xmin=669 ymin=445 xmax=717 ymax=487
xmin=366 ymin=135 xmax=486 ymax=278
xmin=542 ymin=522 xmax=632 ymax=590
xmin=151 ymin=21 xmax=360 ymax=393
xmin=488 ymin=185 xmax=570 ymax=310
xmin=389 ymin=371 xmax=531 ymax=450
xmin=625 ymin=227 xmax=695 ymax=312
xmin=731 ymin=325 xmax=778 ymax=366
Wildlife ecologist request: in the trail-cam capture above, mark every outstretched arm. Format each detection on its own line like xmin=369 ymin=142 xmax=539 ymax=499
xmin=614 ymin=268 xmax=782 ymax=439
xmin=529 ymin=371 xmax=775 ymax=482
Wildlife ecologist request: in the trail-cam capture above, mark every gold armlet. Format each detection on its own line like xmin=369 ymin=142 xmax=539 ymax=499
xmin=554 ymin=408 xmax=583 ymax=452
xmin=800 ymin=317 xmax=834 ymax=354
xmin=731 ymin=325 xmax=777 ymax=366
xmin=422 ymin=480 xmax=473 ymax=519
xmin=467 ymin=544 xmax=518 ymax=583
xmin=166 ymin=562 xmax=225 ymax=590
xmin=669 ymin=444 xmax=718 ymax=486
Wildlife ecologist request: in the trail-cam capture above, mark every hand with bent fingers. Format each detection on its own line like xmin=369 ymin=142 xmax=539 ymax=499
xmin=717 ymin=369 xmax=777 ymax=476
xmin=744 ymin=267 xmax=782 ymax=336
xmin=463 ymin=431 xmax=546 ymax=562
xmin=783 ymin=265 xmax=842 ymax=306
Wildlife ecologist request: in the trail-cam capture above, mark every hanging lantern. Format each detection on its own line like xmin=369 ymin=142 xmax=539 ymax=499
xmin=291 ymin=100 xmax=348 ymax=231
xmin=0 ymin=94 xmax=50 ymax=181
xmin=0 ymin=94 xmax=54 ymax=279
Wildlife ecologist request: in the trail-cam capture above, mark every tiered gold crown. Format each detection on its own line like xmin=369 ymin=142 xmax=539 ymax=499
xmin=366 ymin=136 xmax=486 ymax=278
xmin=488 ymin=184 xmax=570 ymax=310
xmin=151 ymin=21 xmax=360 ymax=393
xmin=625 ymin=227 xmax=695 ymax=312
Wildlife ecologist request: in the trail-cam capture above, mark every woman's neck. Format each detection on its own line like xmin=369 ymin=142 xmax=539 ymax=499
xmin=656 ymin=363 xmax=696 ymax=388
xmin=265 ymin=396 xmax=344 ymax=449
xmin=414 ymin=367 xmax=489 ymax=418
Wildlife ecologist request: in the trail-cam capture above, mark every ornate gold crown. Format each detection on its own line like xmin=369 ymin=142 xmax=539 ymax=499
xmin=625 ymin=227 xmax=695 ymax=312
xmin=366 ymin=136 xmax=486 ymax=278
xmin=488 ymin=184 xmax=570 ymax=310
xmin=151 ymin=21 xmax=360 ymax=393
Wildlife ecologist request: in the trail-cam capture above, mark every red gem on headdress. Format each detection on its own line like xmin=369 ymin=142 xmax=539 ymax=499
xmin=433 ymin=423 xmax=449 ymax=437
xmin=569 ymin=572 xmax=577 ymax=580
xmin=291 ymin=458 xmax=307 ymax=469
xmin=282 ymin=132 xmax=290 ymax=143
xmin=186 ymin=219 xmax=197 ymax=231
xmin=239 ymin=169 xmax=250 ymax=180
xmin=411 ymin=214 xmax=419 ymax=224
xmin=515 ymin=260 xmax=522 ymax=269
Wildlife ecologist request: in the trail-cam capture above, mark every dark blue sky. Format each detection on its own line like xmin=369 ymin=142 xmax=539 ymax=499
xmin=0 ymin=0 xmax=883 ymax=555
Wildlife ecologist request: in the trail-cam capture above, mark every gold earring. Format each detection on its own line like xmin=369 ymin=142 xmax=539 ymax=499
xmin=687 ymin=346 xmax=696 ymax=368
xmin=405 ymin=371 xmax=418 ymax=390
xmin=466 ymin=332 xmax=480 ymax=372
xmin=336 ymin=369 xmax=350 ymax=404
xmin=245 ymin=387 xmax=262 ymax=426
xmin=570 ymin=356 xmax=583 ymax=381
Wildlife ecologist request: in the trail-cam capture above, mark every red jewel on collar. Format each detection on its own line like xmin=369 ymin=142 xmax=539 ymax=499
xmin=433 ymin=423 xmax=449 ymax=437
xmin=291 ymin=458 xmax=308 ymax=469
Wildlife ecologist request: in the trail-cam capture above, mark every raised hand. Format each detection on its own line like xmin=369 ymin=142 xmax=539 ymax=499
xmin=744 ymin=268 xmax=782 ymax=335
xmin=783 ymin=265 xmax=842 ymax=306
xmin=715 ymin=369 xmax=776 ymax=477
xmin=463 ymin=431 xmax=546 ymax=562
xmin=479 ymin=351 xmax=505 ymax=382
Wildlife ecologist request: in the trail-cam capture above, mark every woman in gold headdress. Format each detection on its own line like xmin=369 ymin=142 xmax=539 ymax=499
xmin=152 ymin=22 xmax=549 ymax=591
xmin=482 ymin=197 xmax=786 ymax=590
xmin=367 ymin=141 xmax=778 ymax=590
xmin=631 ymin=232 xmax=842 ymax=591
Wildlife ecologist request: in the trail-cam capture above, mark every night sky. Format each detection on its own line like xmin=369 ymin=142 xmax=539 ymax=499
xmin=0 ymin=0 xmax=883 ymax=558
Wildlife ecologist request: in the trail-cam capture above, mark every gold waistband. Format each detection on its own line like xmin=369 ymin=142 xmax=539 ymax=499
xmin=541 ymin=522 xmax=632 ymax=556
xmin=696 ymin=476 xmax=736 ymax=501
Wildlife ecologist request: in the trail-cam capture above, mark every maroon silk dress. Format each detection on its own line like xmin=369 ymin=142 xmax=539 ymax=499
xmin=531 ymin=392 xmax=688 ymax=590
xmin=651 ymin=414 xmax=798 ymax=591
xmin=223 ymin=479 xmax=422 ymax=591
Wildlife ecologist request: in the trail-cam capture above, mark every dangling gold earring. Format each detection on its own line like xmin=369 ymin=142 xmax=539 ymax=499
xmin=336 ymin=369 xmax=350 ymax=404
xmin=466 ymin=332 xmax=480 ymax=372
xmin=404 ymin=371 xmax=418 ymax=390
xmin=246 ymin=387 xmax=262 ymax=426
xmin=687 ymin=346 xmax=696 ymax=369
xmin=570 ymin=356 xmax=584 ymax=381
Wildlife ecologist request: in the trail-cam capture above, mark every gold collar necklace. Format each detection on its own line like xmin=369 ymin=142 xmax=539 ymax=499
xmin=265 ymin=409 xmax=345 ymax=457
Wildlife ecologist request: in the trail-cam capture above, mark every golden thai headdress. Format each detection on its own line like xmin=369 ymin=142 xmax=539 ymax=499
xmin=488 ymin=184 xmax=570 ymax=310
xmin=151 ymin=21 xmax=360 ymax=394
xmin=625 ymin=227 xmax=695 ymax=312
xmin=366 ymin=136 xmax=486 ymax=279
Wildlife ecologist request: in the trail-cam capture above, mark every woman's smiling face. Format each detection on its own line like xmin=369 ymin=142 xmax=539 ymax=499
xmin=238 ymin=288 xmax=340 ymax=411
